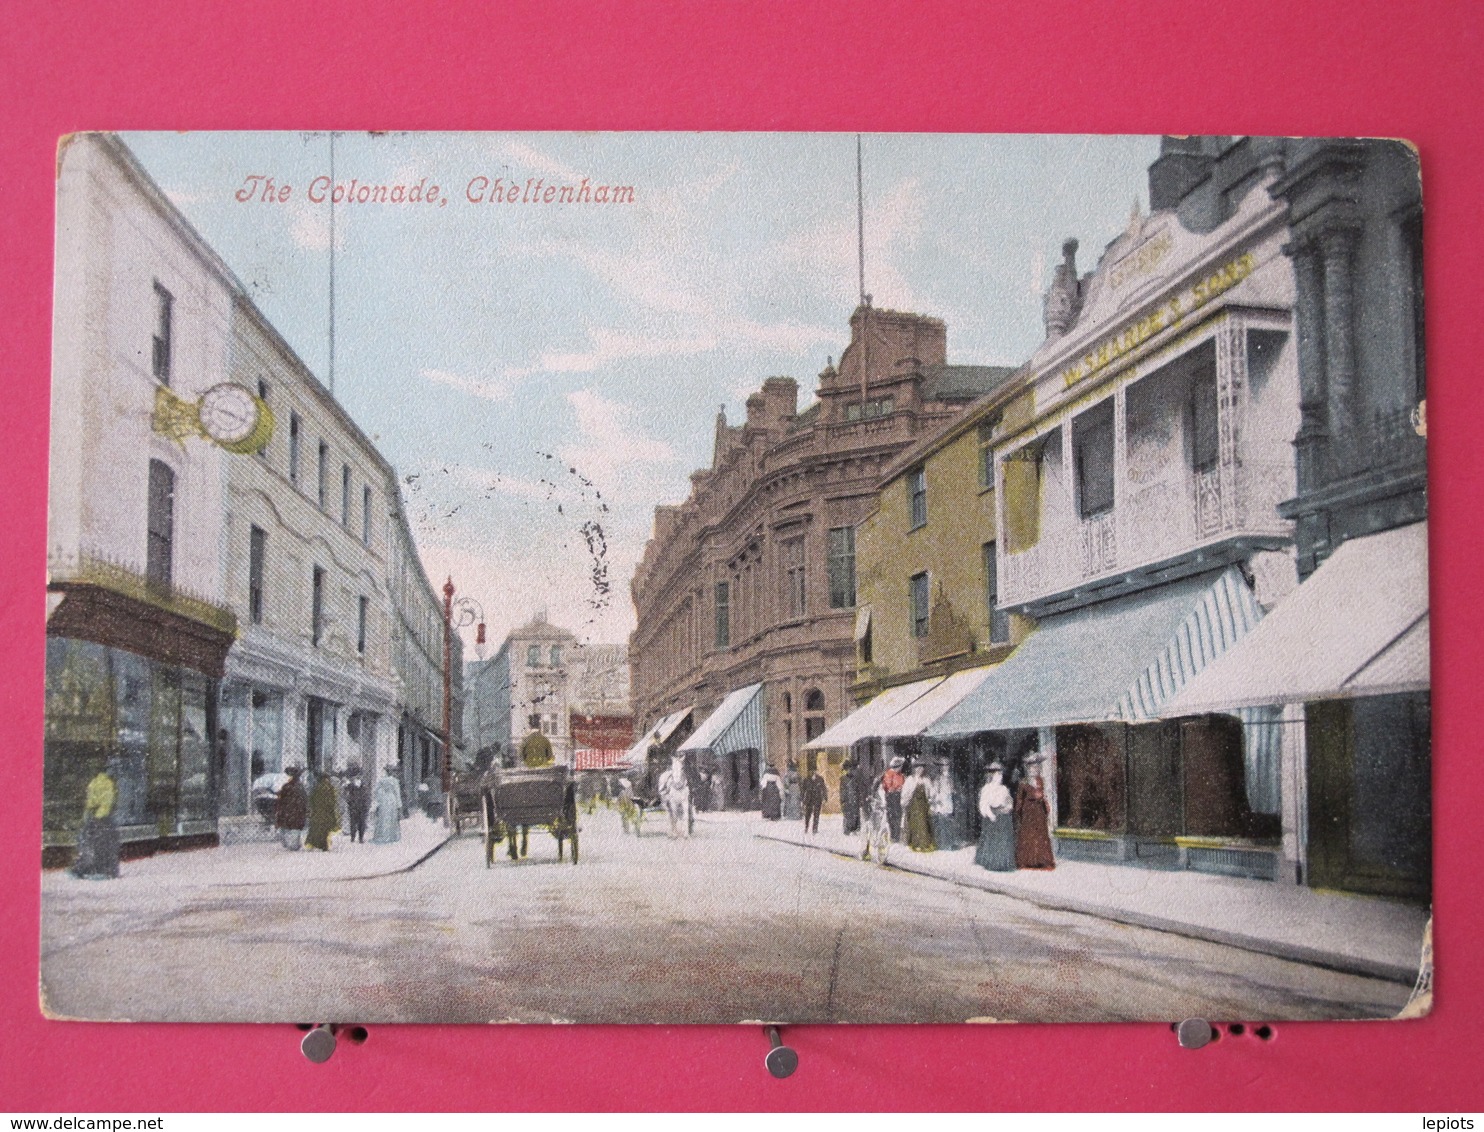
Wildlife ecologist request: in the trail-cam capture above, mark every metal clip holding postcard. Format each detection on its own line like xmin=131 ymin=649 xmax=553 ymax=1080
xmin=764 ymin=1026 xmax=798 ymax=1078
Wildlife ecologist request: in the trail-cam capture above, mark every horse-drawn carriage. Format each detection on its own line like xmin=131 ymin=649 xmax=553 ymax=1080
xmin=480 ymin=765 xmax=580 ymax=866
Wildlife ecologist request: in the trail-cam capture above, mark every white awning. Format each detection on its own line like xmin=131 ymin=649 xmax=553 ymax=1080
xmin=804 ymin=678 xmax=943 ymax=749
xmin=622 ymin=705 xmax=694 ymax=765
xmin=679 ymin=683 xmax=764 ymax=754
xmin=1162 ymin=522 xmax=1429 ymax=714
xmin=875 ymin=666 xmax=997 ymax=738
xmin=928 ymin=566 xmax=1263 ymax=736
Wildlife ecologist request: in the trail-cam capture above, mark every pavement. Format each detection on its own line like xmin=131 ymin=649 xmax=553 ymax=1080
xmin=41 ymin=807 xmax=1416 ymax=1023
xmin=756 ymin=819 xmax=1431 ymax=986
xmin=41 ymin=813 xmax=453 ymax=891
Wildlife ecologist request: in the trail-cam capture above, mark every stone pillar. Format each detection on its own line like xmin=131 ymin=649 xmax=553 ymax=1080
xmin=1214 ymin=313 xmax=1248 ymax=531
xmin=1278 ymin=702 xmax=1309 ymax=885
xmin=1289 ymin=239 xmax=1330 ymax=493
xmin=1319 ymin=226 xmax=1361 ymax=464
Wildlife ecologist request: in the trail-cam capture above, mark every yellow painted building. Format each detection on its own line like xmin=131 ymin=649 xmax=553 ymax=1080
xmin=855 ymin=382 xmax=1029 ymax=698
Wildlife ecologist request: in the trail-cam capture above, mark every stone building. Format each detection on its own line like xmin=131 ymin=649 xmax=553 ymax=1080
xmin=45 ymin=133 xmax=239 ymax=864
xmin=629 ymin=304 xmax=1011 ymax=810
xmin=1166 ymin=137 xmax=1429 ymax=900
xmin=44 ymin=133 xmax=459 ymax=860
xmin=464 ymin=618 xmax=628 ymax=770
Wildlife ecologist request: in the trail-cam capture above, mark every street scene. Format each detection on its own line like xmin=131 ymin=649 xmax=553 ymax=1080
xmin=41 ymin=808 xmax=1417 ymax=1024
xmin=43 ymin=131 xmax=1430 ymax=1024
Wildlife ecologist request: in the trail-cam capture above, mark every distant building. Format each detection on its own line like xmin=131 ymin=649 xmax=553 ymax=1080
xmin=629 ymin=305 xmax=1012 ymax=810
xmin=463 ymin=615 xmax=627 ymax=769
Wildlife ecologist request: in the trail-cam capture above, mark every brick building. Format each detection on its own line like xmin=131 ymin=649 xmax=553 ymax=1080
xmin=629 ymin=304 xmax=1011 ymax=809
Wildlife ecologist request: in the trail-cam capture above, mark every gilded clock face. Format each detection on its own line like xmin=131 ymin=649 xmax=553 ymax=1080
xmin=199 ymin=383 xmax=261 ymax=444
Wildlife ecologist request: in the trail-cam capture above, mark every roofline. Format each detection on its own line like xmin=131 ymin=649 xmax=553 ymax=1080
xmin=875 ymin=365 xmax=1034 ymax=489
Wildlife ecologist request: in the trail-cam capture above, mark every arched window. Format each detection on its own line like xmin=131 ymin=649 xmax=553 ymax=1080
xmin=804 ymin=689 xmax=825 ymax=712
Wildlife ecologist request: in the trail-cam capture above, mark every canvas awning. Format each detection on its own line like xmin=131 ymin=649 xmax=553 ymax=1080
xmin=622 ymin=705 xmax=694 ymax=765
xmin=804 ymin=678 xmax=944 ymax=749
xmin=679 ymin=683 xmax=764 ymax=755
xmin=927 ymin=565 xmax=1263 ymax=736
xmin=875 ymin=666 xmax=997 ymax=739
xmin=1162 ymin=522 xmax=1429 ymax=714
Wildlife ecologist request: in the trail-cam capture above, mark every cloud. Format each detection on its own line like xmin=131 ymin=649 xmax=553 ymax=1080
xmin=421 ymin=367 xmax=513 ymax=402
xmin=510 ymin=327 xmax=719 ymax=378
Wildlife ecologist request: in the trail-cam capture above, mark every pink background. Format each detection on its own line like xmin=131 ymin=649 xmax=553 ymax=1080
xmin=2 ymin=0 xmax=1480 ymax=1111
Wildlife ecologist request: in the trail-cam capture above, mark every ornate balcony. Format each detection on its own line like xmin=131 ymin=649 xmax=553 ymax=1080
xmin=1001 ymin=458 xmax=1294 ymax=615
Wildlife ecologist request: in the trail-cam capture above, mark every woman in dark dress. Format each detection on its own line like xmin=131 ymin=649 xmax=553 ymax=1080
xmin=1014 ymin=772 xmax=1056 ymax=869
xmin=975 ymin=764 xmax=1016 ymax=871
xmin=839 ymin=756 xmax=861 ymax=835
xmin=759 ymin=767 xmax=783 ymax=820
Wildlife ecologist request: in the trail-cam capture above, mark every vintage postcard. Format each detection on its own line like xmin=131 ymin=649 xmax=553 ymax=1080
xmin=41 ymin=131 xmax=1430 ymax=1024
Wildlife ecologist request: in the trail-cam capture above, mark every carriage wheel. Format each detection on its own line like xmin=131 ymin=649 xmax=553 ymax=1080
xmin=481 ymin=792 xmax=495 ymax=868
xmin=565 ymin=787 xmax=580 ymax=865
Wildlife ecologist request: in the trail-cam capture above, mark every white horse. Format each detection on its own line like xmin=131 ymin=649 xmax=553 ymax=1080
xmin=656 ymin=757 xmax=692 ymax=839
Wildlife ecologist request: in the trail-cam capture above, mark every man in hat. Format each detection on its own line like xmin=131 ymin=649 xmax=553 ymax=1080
xmin=275 ymin=767 xmax=308 ymax=851
xmin=343 ymin=765 xmax=371 ymax=843
xmin=520 ymin=720 xmax=555 ymax=768
xmin=881 ymin=755 xmax=907 ymax=842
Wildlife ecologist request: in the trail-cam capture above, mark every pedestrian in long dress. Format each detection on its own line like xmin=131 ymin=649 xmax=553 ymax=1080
xmin=72 ymin=760 xmax=121 ymax=879
xmin=275 ymin=766 xmax=309 ymax=851
xmin=881 ymin=756 xmax=906 ymax=842
xmin=839 ymin=756 xmax=861 ymax=835
xmin=344 ymin=766 xmax=371 ymax=843
xmin=759 ymin=768 xmax=783 ymax=820
xmin=305 ymin=774 xmax=340 ymax=851
xmin=930 ymin=765 xmax=956 ymax=850
xmin=371 ymin=766 xmax=403 ymax=843
xmin=904 ymin=764 xmax=937 ymax=852
xmin=975 ymin=765 xmax=1017 ymax=871
xmin=861 ymin=778 xmax=892 ymax=866
xmin=1014 ymin=773 xmax=1056 ymax=869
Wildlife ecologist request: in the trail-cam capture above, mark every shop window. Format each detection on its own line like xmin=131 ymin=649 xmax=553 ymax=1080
xmin=527 ymin=644 xmax=540 ymax=667
xmin=248 ymin=525 xmax=266 ymax=624
xmin=783 ymin=537 xmax=807 ymax=618
xmin=1181 ymin=714 xmax=1250 ymax=838
xmin=311 ymin=566 xmax=325 ymax=646
xmin=983 ymin=541 xmax=1010 ymax=644
xmin=288 ymin=413 xmax=302 ymax=487
xmin=827 ymin=526 xmax=856 ymax=609
xmin=977 ymin=421 xmax=995 ymax=490
xmin=151 ymin=281 xmax=173 ymax=385
xmin=1055 ymin=724 xmax=1127 ymax=833
xmin=146 ymin=459 xmax=175 ymax=590
xmin=714 ymin=581 xmax=730 ymax=648
xmin=1190 ymin=371 xmax=1220 ymax=472
xmin=1073 ymin=400 xmax=1115 ymax=518
xmin=909 ymin=571 xmax=930 ymax=638
xmin=256 ymin=381 xmax=270 ymax=458
xmin=908 ymin=467 xmax=927 ymax=529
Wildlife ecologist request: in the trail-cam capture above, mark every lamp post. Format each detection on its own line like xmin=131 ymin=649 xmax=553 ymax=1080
xmin=441 ymin=577 xmax=485 ymax=826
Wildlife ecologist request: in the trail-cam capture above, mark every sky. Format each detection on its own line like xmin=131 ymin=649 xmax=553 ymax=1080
xmin=122 ymin=131 xmax=1160 ymax=651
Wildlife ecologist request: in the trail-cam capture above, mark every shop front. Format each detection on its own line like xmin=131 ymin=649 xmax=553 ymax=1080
xmin=928 ymin=565 xmax=1285 ymax=879
xmin=43 ymin=577 xmax=234 ymax=867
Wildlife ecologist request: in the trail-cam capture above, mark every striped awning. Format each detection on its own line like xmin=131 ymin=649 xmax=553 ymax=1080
xmin=622 ymin=705 xmax=694 ymax=765
xmin=928 ymin=566 xmax=1263 ymax=736
xmin=679 ymin=683 xmax=764 ymax=755
xmin=573 ymin=748 xmax=629 ymax=771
